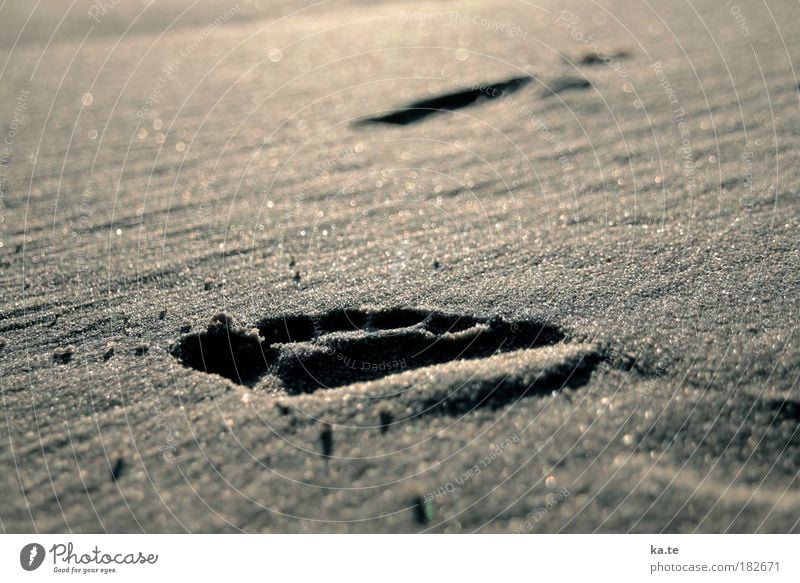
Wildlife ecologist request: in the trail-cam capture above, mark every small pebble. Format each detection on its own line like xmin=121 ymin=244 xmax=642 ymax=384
xmin=319 ymin=422 xmax=333 ymax=458
xmin=53 ymin=345 xmax=75 ymax=364
xmin=412 ymin=489 xmax=434 ymax=525
xmin=379 ymin=409 xmax=393 ymax=434
xmin=110 ymin=458 xmax=125 ymax=482
xmin=210 ymin=313 xmax=234 ymax=327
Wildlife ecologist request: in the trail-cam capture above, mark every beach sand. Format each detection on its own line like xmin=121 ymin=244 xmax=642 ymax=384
xmin=0 ymin=0 xmax=798 ymax=532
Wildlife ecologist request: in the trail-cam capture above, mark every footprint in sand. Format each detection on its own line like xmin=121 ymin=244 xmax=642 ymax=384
xmin=171 ymin=308 xmax=603 ymax=414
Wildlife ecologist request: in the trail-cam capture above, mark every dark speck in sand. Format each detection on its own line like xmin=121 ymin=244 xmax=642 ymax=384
xmin=412 ymin=490 xmax=433 ymax=525
xmin=379 ymin=409 xmax=393 ymax=434
xmin=320 ymin=422 xmax=333 ymax=458
xmin=53 ymin=345 xmax=75 ymax=364
xmin=110 ymin=458 xmax=125 ymax=482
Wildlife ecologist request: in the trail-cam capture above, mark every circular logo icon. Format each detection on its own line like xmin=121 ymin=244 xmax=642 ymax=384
xmin=20 ymin=543 xmax=46 ymax=571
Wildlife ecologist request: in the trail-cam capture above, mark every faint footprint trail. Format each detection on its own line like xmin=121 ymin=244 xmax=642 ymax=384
xmin=355 ymin=76 xmax=532 ymax=126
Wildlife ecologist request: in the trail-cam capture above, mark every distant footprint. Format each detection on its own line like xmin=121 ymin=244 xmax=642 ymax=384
xmin=578 ymin=50 xmax=632 ymax=66
xmin=544 ymin=76 xmax=592 ymax=96
xmin=170 ymin=308 xmax=588 ymax=395
xmin=355 ymin=76 xmax=532 ymax=126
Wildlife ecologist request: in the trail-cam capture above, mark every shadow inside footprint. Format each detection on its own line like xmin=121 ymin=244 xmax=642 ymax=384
xmin=579 ymin=51 xmax=632 ymax=66
xmin=275 ymin=314 xmax=564 ymax=393
xmin=356 ymin=76 xmax=532 ymax=126
xmin=170 ymin=318 xmax=269 ymax=385
xmin=171 ymin=308 xmax=565 ymax=393
xmin=545 ymin=76 xmax=592 ymax=96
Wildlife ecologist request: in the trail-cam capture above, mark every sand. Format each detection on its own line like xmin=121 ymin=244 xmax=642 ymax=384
xmin=0 ymin=0 xmax=798 ymax=532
